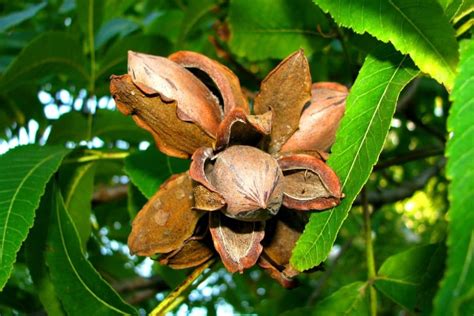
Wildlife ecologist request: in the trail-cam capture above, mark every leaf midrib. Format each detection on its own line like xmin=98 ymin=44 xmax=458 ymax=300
xmin=55 ymin=193 xmax=130 ymax=315
xmin=388 ymin=0 xmax=455 ymax=77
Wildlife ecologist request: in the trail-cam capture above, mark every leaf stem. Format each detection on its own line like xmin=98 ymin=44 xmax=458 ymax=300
xmin=63 ymin=151 xmax=129 ymax=164
xmin=87 ymin=0 xmax=96 ymax=141
xmin=149 ymin=259 xmax=215 ymax=315
xmin=362 ymin=187 xmax=377 ymax=316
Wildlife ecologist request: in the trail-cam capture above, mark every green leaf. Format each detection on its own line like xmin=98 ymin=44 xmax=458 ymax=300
xmin=291 ymin=46 xmax=419 ymax=271
xmin=313 ymin=282 xmax=368 ymax=315
xmin=96 ymin=35 xmax=172 ymax=82
xmin=93 ymin=109 xmax=152 ymax=144
xmin=228 ymin=0 xmax=328 ymax=61
xmin=95 ymin=18 xmax=139 ymax=49
xmin=375 ymin=244 xmax=446 ymax=314
xmin=59 ymin=162 xmax=96 ymax=248
xmin=48 ymin=110 xmax=152 ymax=145
xmin=176 ymin=0 xmax=217 ymax=49
xmin=313 ymin=0 xmax=458 ymax=89
xmin=25 ymin=184 xmax=65 ymax=316
xmin=47 ymin=112 xmax=89 ymax=145
xmin=124 ymin=146 xmax=190 ymax=198
xmin=443 ymin=0 xmax=474 ymax=21
xmin=0 ymin=2 xmax=47 ymax=32
xmin=46 ymin=184 xmax=137 ymax=316
xmin=0 ymin=145 xmax=70 ymax=290
xmin=0 ymin=32 xmax=89 ymax=92
xmin=434 ymin=39 xmax=474 ymax=316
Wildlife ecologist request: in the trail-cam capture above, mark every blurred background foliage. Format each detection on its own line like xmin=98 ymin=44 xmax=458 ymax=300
xmin=0 ymin=0 xmax=467 ymax=315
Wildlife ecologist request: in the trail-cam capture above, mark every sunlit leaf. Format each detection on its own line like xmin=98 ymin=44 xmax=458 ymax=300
xmin=228 ymin=0 xmax=328 ymax=61
xmin=375 ymin=244 xmax=446 ymax=314
xmin=434 ymin=39 xmax=474 ymax=316
xmin=313 ymin=0 xmax=458 ymax=89
xmin=291 ymin=46 xmax=419 ymax=271
xmin=124 ymin=146 xmax=189 ymax=198
xmin=46 ymin=184 xmax=137 ymax=315
xmin=0 ymin=145 xmax=70 ymax=290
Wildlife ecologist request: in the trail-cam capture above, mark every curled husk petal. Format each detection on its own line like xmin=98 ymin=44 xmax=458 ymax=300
xmin=189 ymin=147 xmax=219 ymax=192
xmin=110 ymin=74 xmax=214 ymax=158
xmin=216 ymin=108 xmax=272 ymax=149
xmin=281 ymin=82 xmax=348 ymax=153
xmin=128 ymin=173 xmax=203 ymax=256
xmin=278 ymin=153 xmax=342 ymax=210
xmin=128 ymin=51 xmax=222 ymax=136
xmin=193 ymin=182 xmax=226 ymax=211
xmin=209 ymin=212 xmax=265 ymax=273
xmin=211 ymin=145 xmax=284 ymax=221
xmin=159 ymin=238 xmax=214 ymax=269
xmin=253 ymin=49 xmax=312 ymax=153
xmin=168 ymin=51 xmax=249 ymax=115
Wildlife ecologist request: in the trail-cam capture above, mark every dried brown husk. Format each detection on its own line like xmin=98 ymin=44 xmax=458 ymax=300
xmin=128 ymin=51 xmax=222 ymax=137
xmin=281 ymin=82 xmax=348 ymax=153
xmin=169 ymin=51 xmax=249 ymax=115
xmin=193 ymin=182 xmax=226 ymax=211
xmin=128 ymin=173 xmax=203 ymax=256
xmin=253 ymin=50 xmax=312 ymax=153
xmin=110 ymin=74 xmax=214 ymax=159
xmin=209 ymin=212 xmax=265 ymax=273
xmin=278 ymin=153 xmax=342 ymax=210
xmin=210 ymin=145 xmax=284 ymax=221
xmin=159 ymin=239 xmax=214 ymax=269
xmin=215 ymin=108 xmax=272 ymax=149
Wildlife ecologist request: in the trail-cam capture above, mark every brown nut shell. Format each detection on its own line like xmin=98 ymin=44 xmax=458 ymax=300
xmin=211 ymin=145 xmax=284 ymax=221
xmin=209 ymin=212 xmax=264 ymax=273
xmin=278 ymin=154 xmax=342 ymax=210
xmin=128 ymin=51 xmax=222 ymax=137
xmin=128 ymin=173 xmax=203 ymax=256
xmin=110 ymin=74 xmax=214 ymax=159
xmin=281 ymin=82 xmax=348 ymax=153
xmin=169 ymin=51 xmax=249 ymax=115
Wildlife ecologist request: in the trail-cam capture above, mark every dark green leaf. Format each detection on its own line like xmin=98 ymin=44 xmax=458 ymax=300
xmin=48 ymin=110 xmax=152 ymax=145
xmin=443 ymin=0 xmax=474 ymax=21
xmin=124 ymin=146 xmax=190 ymax=198
xmin=0 ymin=145 xmax=70 ymax=290
xmin=434 ymin=39 xmax=474 ymax=316
xmin=25 ymin=183 xmax=65 ymax=316
xmin=313 ymin=0 xmax=458 ymax=89
xmin=96 ymin=35 xmax=172 ymax=82
xmin=46 ymin=184 xmax=137 ymax=315
xmin=283 ymin=282 xmax=367 ymax=315
xmin=0 ymin=32 xmax=89 ymax=92
xmin=375 ymin=244 xmax=446 ymax=314
xmin=93 ymin=109 xmax=152 ymax=144
xmin=228 ymin=0 xmax=328 ymax=61
xmin=291 ymin=46 xmax=419 ymax=271
xmin=312 ymin=282 xmax=368 ymax=315
xmin=47 ymin=112 xmax=89 ymax=145
xmin=175 ymin=0 xmax=217 ymax=48
xmin=59 ymin=162 xmax=96 ymax=248
xmin=0 ymin=2 xmax=47 ymax=32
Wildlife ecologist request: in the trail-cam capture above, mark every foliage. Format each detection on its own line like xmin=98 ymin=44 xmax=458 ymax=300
xmin=0 ymin=0 xmax=471 ymax=315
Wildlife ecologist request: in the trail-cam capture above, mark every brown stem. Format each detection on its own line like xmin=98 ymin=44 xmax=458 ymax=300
xmin=374 ymin=147 xmax=444 ymax=171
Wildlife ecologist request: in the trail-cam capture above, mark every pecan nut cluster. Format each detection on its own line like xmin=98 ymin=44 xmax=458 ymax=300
xmin=110 ymin=49 xmax=347 ymax=287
